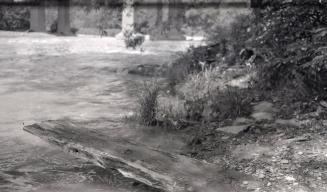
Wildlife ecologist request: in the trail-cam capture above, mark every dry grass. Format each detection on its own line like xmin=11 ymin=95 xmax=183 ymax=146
xmin=177 ymin=67 xmax=253 ymax=121
xmin=137 ymin=80 xmax=160 ymax=126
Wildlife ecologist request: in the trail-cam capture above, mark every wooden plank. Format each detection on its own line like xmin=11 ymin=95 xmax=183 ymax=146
xmin=23 ymin=120 xmax=248 ymax=192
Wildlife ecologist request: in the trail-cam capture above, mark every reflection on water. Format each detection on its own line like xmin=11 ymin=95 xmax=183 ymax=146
xmin=0 ymin=32 xmax=195 ymax=192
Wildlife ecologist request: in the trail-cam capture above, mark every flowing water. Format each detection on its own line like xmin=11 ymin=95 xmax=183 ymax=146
xmin=0 ymin=31 xmax=200 ymax=192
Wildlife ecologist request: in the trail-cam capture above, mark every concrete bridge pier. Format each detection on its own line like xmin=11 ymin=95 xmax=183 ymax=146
xmin=150 ymin=0 xmax=185 ymax=40
xmin=29 ymin=0 xmax=46 ymax=32
xmin=57 ymin=0 xmax=71 ymax=35
xmin=29 ymin=0 xmax=71 ymax=35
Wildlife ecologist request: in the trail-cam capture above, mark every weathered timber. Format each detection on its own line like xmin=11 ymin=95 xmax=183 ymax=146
xmin=23 ymin=120 xmax=248 ymax=192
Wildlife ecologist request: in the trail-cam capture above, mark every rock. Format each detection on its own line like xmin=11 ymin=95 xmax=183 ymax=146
xmin=232 ymin=144 xmax=272 ymax=160
xmin=245 ymin=181 xmax=261 ymax=191
xmin=253 ymin=101 xmax=275 ymax=113
xmin=251 ymin=112 xmax=273 ymax=121
xmin=216 ymin=124 xmax=250 ymax=134
xmin=233 ymin=117 xmax=254 ymax=125
xmin=285 ymin=175 xmax=296 ymax=182
xmin=258 ymin=173 xmax=265 ymax=179
xmin=275 ymin=119 xmax=300 ymax=127
xmin=281 ymin=159 xmax=289 ymax=164
xmin=251 ymin=102 xmax=276 ymax=121
xmin=320 ymin=100 xmax=327 ymax=108
xmin=243 ymin=181 xmax=249 ymax=185
xmin=127 ymin=64 xmax=166 ymax=77
xmin=256 ymin=169 xmax=266 ymax=179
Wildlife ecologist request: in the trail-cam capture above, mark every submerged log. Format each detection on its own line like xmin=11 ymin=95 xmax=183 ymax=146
xmin=23 ymin=120 xmax=248 ymax=192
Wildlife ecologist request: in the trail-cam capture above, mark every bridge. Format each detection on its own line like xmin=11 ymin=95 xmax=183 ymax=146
xmin=10 ymin=0 xmax=254 ymax=39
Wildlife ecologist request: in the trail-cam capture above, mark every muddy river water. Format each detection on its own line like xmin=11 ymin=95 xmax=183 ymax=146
xmin=0 ymin=32 xmax=200 ymax=192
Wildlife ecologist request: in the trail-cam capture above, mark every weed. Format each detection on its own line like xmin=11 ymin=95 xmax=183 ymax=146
xmin=124 ymin=31 xmax=145 ymax=49
xmin=137 ymin=80 xmax=160 ymax=126
xmin=178 ymin=67 xmax=253 ymax=121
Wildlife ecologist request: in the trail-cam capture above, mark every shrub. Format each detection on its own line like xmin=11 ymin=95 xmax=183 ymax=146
xmin=166 ymin=50 xmax=196 ymax=88
xmin=124 ymin=30 xmax=145 ymax=49
xmin=179 ymin=67 xmax=253 ymax=121
xmin=156 ymin=96 xmax=188 ymax=129
xmin=167 ymin=13 xmax=255 ymax=89
xmin=0 ymin=6 xmax=29 ymax=31
xmin=206 ymin=13 xmax=255 ymax=66
xmin=137 ymin=80 xmax=160 ymax=126
xmin=49 ymin=20 xmax=58 ymax=33
xmin=167 ymin=44 xmax=223 ymax=89
xmin=249 ymin=2 xmax=327 ymax=100
xmin=182 ymin=86 xmax=253 ymax=122
xmin=71 ymin=27 xmax=79 ymax=35
xmin=208 ymin=86 xmax=253 ymax=121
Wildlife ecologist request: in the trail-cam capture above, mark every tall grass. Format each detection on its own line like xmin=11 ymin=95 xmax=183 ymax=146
xmin=137 ymin=80 xmax=160 ymax=126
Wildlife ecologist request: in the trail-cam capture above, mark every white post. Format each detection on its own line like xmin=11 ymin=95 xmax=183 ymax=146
xmin=116 ymin=0 xmax=135 ymax=39
xmin=122 ymin=0 xmax=135 ymax=33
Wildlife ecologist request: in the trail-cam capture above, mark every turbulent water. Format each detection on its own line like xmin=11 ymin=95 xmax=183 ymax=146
xmin=0 ymin=32 xmax=199 ymax=192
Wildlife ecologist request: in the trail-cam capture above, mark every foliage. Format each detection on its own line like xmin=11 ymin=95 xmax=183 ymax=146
xmin=179 ymin=68 xmax=253 ymax=121
xmin=207 ymin=86 xmax=253 ymax=121
xmin=207 ymin=13 xmax=255 ymax=65
xmin=0 ymin=6 xmax=29 ymax=31
xmin=167 ymin=12 xmax=255 ymax=90
xmin=124 ymin=30 xmax=145 ymax=49
xmin=249 ymin=1 xmax=327 ymax=99
xmin=156 ymin=96 xmax=188 ymax=129
xmin=167 ymin=44 xmax=224 ymax=89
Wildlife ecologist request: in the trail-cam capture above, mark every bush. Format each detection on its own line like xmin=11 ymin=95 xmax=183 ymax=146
xmin=206 ymin=13 xmax=255 ymax=66
xmin=167 ymin=44 xmax=224 ymax=89
xmin=137 ymin=81 xmax=160 ymax=126
xmin=0 ymin=6 xmax=29 ymax=31
xmin=249 ymin=2 xmax=327 ymax=100
xmin=156 ymin=96 xmax=188 ymax=129
xmin=166 ymin=13 xmax=255 ymax=90
xmin=208 ymin=86 xmax=253 ymax=121
xmin=124 ymin=31 xmax=145 ymax=49
xmin=179 ymin=67 xmax=253 ymax=121
xmin=49 ymin=20 xmax=58 ymax=33
xmin=182 ymin=86 xmax=252 ymax=122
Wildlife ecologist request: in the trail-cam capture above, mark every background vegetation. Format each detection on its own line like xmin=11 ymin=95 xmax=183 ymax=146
xmin=0 ymin=6 xmax=29 ymax=31
xmin=137 ymin=0 xmax=327 ymax=127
